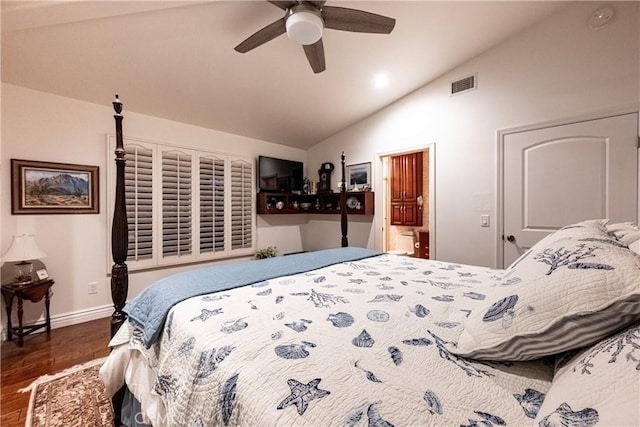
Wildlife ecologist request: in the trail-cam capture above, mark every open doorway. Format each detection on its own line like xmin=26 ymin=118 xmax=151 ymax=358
xmin=377 ymin=145 xmax=435 ymax=259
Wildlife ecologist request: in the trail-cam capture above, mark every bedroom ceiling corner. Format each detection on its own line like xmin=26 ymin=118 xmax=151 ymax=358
xmin=1 ymin=0 xmax=567 ymax=149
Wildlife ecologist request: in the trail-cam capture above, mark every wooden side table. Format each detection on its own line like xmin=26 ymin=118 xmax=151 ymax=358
xmin=1 ymin=279 xmax=54 ymax=347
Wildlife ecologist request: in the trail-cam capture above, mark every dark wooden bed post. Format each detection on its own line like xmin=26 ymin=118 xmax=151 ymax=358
xmin=340 ymin=151 xmax=348 ymax=247
xmin=111 ymin=94 xmax=129 ymax=338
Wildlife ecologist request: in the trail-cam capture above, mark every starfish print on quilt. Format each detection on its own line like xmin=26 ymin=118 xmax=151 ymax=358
xmin=276 ymin=378 xmax=331 ymax=415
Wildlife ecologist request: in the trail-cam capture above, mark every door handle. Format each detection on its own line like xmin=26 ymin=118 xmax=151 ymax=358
xmin=505 ymin=235 xmax=516 ymax=243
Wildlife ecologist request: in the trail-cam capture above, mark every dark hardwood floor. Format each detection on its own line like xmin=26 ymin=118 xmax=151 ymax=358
xmin=1 ymin=317 xmax=112 ymax=426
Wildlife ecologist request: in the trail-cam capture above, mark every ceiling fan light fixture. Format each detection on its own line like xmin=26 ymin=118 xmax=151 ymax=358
xmin=286 ymin=9 xmax=323 ymax=45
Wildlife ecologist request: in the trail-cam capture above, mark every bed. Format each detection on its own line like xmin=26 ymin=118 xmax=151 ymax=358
xmin=100 ymin=97 xmax=640 ymax=426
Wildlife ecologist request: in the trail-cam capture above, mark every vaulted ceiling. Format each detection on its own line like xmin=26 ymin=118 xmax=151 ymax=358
xmin=1 ymin=1 xmax=566 ymax=149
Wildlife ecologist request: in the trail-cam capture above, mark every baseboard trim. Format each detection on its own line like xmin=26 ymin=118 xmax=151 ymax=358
xmin=50 ymin=304 xmax=114 ymax=329
xmin=2 ymin=304 xmax=113 ymax=341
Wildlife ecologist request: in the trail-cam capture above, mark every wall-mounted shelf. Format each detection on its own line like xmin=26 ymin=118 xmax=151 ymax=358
xmin=257 ymin=191 xmax=374 ymax=215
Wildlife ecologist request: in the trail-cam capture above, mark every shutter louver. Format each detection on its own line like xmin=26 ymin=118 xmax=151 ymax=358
xmin=124 ymin=146 xmax=153 ymax=261
xmin=162 ymin=152 xmax=192 ymax=257
xmin=199 ymin=157 xmax=225 ymax=253
xmin=230 ymin=159 xmax=253 ymax=250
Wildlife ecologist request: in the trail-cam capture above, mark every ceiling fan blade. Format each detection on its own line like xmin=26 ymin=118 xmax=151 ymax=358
xmin=322 ymin=6 xmax=396 ymax=34
xmin=303 ymin=39 xmax=326 ymax=73
xmin=268 ymin=1 xmax=297 ymax=10
xmin=303 ymin=1 xmax=326 ymax=7
xmin=234 ymin=18 xmax=287 ymax=53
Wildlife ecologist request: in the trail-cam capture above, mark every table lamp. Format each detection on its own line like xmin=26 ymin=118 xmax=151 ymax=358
xmin=2 ymin=234 xmax=47 ymax=285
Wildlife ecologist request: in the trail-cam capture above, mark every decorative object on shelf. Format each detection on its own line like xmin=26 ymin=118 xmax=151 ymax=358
xmin=318 ymin=162 xmax=335 ymax=192
xmin=346 ymin=197 xmax=359 ymax=209
xmin=2 ymin=234 xmax=47 ymax=285
xmin=346 ymin=162 xmax=371 ymax=191
xmin=302 ymin=178 xmax=311 ymax=195
xmin=257 ymin=191 xmax=374 ymax=215
xmin=254 ymin=246 xmax=277 ymax=260
xmin=11 ymin=159 xmax=99 ymax=214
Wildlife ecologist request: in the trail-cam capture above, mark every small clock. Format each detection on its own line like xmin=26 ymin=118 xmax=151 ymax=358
xmin=318 ymin=162 xmax=334 ymax=192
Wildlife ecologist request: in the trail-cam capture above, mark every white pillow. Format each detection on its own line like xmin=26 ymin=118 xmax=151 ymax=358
xmin=535 ymin=323 xmax=640 ymax=426
xmin=630 ymin=239 xmax=640 ymax=255
xmin=606 ymin=221 xmax=640 ymax=245
xmin=451 ymin=220 xmax=640 ymax=361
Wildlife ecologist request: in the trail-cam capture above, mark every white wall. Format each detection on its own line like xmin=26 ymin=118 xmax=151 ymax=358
xmin=307 ymin=1 xmax=639 ymax=267
xmin=1 ymin=84 xmax=306 ymax=329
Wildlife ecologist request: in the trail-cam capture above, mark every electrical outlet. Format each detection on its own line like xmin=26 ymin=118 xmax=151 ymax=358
xmin=88 ymin=281 xmax=98 ymax=295
xmin=480 ymin=215 xmax=490 ymax=227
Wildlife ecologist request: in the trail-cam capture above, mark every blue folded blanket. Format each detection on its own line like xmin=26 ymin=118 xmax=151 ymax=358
xmin=124 ymin=247 xmax=382 ymax=347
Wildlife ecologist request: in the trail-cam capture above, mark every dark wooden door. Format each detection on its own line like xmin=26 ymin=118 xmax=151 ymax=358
xmin=390 ymin=152 xmax=423 ymax=226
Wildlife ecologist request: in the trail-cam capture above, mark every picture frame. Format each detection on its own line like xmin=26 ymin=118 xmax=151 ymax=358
xmin=11 ymin=159 xmax=99 ymax=214
xmin=36 ymin=268 xmax=49 ymax=281
xmin=346 ymin=162 xmax=371 ymax=190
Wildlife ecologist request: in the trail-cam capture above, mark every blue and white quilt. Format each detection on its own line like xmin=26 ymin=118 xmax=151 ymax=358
xmin=103 ymin=252 xmax=555 ymax=426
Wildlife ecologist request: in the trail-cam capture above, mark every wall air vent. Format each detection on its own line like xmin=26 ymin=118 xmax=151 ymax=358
xmin=451 ymin=74 xmax=476 ymax=95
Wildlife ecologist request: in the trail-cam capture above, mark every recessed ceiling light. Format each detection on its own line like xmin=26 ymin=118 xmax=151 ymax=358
xmin=588 ymin=6 xmax=614 ymax=29
xmin=373 ymin=73 xmax=389 ymax=89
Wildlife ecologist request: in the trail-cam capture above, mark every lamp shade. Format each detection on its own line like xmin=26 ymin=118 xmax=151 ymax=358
xmin=2 ymin=234 xmax=47 ymax=263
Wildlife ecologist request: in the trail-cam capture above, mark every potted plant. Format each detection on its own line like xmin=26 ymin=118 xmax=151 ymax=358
xmin=254 ymin=246 xmax=277 ymax=260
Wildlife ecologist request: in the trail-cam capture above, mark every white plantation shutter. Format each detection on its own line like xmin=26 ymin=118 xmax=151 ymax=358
xmin=124 ymin=145 xmax=154 ymax=261
xmin=199 ymin=156 xmax=225 ymax=253
xmin=108 ymin=135 xmax=254 ymax=270
xmin=230 ymin=158 xmax=253 ymax=250
xmin=162 ymin=151 xmax=192 ymax=258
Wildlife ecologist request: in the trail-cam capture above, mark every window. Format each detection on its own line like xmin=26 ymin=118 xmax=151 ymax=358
xmin=108 ymin=136 xmax=255 ymax=271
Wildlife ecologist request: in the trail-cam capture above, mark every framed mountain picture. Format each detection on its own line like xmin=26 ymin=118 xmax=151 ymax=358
xmin=11 ymin=159 xmax=99 ymax=214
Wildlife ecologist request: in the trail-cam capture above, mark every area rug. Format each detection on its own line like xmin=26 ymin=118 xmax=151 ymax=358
xmin=20 ymin=357 xmax=114 ymax=427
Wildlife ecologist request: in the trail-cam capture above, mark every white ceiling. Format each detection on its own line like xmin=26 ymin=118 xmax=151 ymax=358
xmin=1 ymin=1 xmax=567 ymax=149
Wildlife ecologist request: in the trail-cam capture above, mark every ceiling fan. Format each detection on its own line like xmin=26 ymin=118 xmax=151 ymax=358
xmin=234 ymin=1 xmax=396 ymax=73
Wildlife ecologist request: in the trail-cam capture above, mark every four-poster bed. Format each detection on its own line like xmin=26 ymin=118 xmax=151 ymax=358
xmin=102 ymin=97 xmax=640 ymax=426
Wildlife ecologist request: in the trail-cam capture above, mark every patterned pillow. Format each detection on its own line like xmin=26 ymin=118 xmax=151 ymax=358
xmin=451 ymin=220 xmax=640 ymax=360
xmin=535 ymin=323 xmax=640 ymax=426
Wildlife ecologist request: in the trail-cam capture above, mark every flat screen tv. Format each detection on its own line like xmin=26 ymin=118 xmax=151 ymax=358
xmin=258 ymin=156 xmax=304 ymax=192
